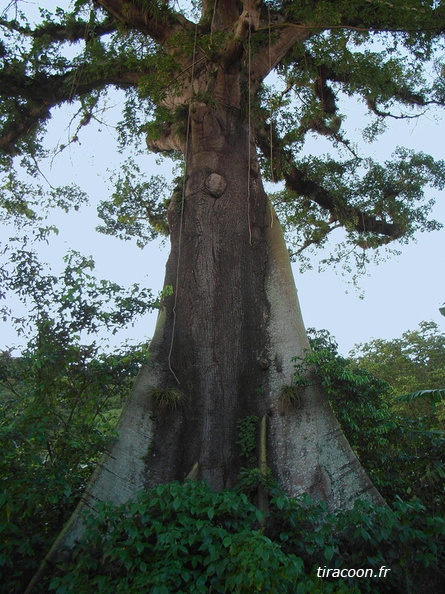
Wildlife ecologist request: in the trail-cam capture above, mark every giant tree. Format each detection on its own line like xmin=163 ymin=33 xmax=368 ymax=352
xmin=1 ymin=0 xmax=445 ymax=567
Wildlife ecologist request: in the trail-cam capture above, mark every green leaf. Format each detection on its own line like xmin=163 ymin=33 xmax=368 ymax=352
xmin=255 ymin=509 xmax=264 ymax=524
xmin=397 ymin=389 xmax=445 ymax=404
xmin=323 ymin=545 xmax=335 ymax=561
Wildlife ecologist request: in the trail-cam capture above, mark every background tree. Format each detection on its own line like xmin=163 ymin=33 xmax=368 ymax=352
xmin=351 ymin=321 xmax=445 ymax=437
xmin=350 ymin=322 xmax=445 ymax=509
xmin=351 ymin=321 xmax=445 ymax=398
xmin=0 ymin=247 xmax=159 ymax=591
xmin=2 ymin=0 xmax=445 ymax=581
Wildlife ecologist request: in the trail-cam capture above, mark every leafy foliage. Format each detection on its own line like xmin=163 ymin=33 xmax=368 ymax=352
xmin=349 ymin=322 xmax=445 ymax=509
xmin=48 ymin=481 xmax=302 ymax=594
xmin=2 ymin=318 xmax=445 ymax=592
xmin=273 ymin=148 xmax=445 ymax=276
xmin=1 ymin=246 xmax=157 ymax=339
xmin=0 ymin=245 xmax=158 ymax=592
xmin=0 ymin=343 xmax=147 ymax=592
xmin=279 ymin=383 xmax=302 ymax=408
xmin=148 ymin=386 xmax=186 ymax=411
xmin=236 ymin=415 xmax=259 ymax=463
xmin=96 ymin=160 xmax=171 ymax=246
xmin=398 ymin=388 xmax=445 ymax=405
xmin=351 ymin=321 xmax=445 ymax=397
xmin=293 ymin=328 xmax=445 ymax=510
xmin=48 ymin=481 xmax=445 ymax=594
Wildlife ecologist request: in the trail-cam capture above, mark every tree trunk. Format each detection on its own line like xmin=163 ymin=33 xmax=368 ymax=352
xmin=25 ymin=101 xmax=384 ymax=593
xmin=30 ymin=102 xmax=382 ymax=570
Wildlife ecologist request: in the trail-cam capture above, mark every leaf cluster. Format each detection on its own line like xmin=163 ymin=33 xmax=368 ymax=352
xmin=48 ymin=481 xmax=445 ymax=594
xmin=96 ymin=160 xmax=171 ymax=246
xmin=236 ymin=415 xmax=260 ymax=463
xmin=0 ymin=163 xmax=88 ymax=228
xmin=0 ymin=337 xmax=148 ymax=593
xmin=0 ymin=241 xmax=157 ymax=592
xmin=1 ymin=247 xmax=158 ymax=339
xmin=49 ymin=481 xmax=302 ymax=594
xmin=148 ymin=386 xmax=186 ymax=412
xmin=272 ymin=147 xmax=444 ymax=278
xmin=350 ymin=321 xmax=445 ymax=507
xmin=294 ymin=327 xmax=445 ymax=509
xmin=351 ymin=321 xmax=445 ymax=397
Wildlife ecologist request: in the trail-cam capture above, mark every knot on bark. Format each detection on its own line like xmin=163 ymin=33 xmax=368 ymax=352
xmin=204 ymin=173 xmax=227 ymax=198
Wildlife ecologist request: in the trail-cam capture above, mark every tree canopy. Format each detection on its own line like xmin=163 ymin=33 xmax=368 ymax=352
xmin=1 ymin=0 xmax=445 ymax=276
xmin=352 ymin=320 xmax=445 ymax=397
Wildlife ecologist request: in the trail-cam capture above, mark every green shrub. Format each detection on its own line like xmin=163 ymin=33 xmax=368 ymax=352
xmin=48 ymin=481 xmax=444 ymax=594
xmin=49 ymin=481 xmax=306 ymax=593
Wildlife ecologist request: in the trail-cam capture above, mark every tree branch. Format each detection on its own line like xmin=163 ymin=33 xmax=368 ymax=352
xmin=217 ymin=1 xmax=313 ymax=85
xmin=320 ymin=62 xmax=440 ymax=112
xmin=250 ymin=23 xmax=313 ymax=86
xmin=284 ymin=165 xmax=403 ymax=239
xmin=365 ymin=96 xmax=436 ymax=119
xmin=290 ymin=221 xmax=342 ymax=257
xmin=249 ymin=0 xmax=445 ymax=85
xmin=97 ymin=0 xmax=194 ymax=47
xmin=0 ymin=64 xmax=145 ymax=154
xmin=0 ymin=14 xmax=118 ymax=43
xmin=255 ymin=121 xmax=404 ymax=241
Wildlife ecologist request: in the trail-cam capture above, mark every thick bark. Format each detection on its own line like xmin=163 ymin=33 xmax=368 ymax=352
xmin=144 ymin=104 xmax=381 ymax=504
